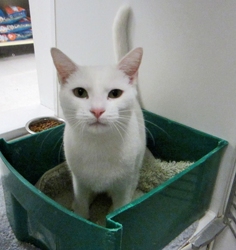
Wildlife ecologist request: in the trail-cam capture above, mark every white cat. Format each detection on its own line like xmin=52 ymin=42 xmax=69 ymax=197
xmin=50 ymin=6 xmax=146 ymax=219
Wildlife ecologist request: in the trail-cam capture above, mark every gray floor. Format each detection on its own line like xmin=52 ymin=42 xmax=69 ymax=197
xmin=0 ymin=53 xmax=40 ymax=113
xmin=0 ymin=178 xmax=38 ymax=250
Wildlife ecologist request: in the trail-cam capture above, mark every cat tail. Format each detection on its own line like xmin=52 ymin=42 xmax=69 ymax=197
xmin=113 ymin=5 xmax=131 ymax=62
xmin=113 ymin=5 xmax=144 ymax=108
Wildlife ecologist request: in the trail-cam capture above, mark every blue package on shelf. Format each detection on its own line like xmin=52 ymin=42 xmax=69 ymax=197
xmin=0 ymin=18 xmax=31 ymax=34
xmin=0 ymin=29 xmax=32 ymax=42
xmin=0 ymin=6 xmax=26 ymax=25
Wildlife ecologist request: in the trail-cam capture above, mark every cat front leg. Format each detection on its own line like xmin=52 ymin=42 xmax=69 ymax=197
xmin=109 ymin=169 xmax=140 ymax=212
xmin=71 ymin=175 xmax=91 ymax=219
xmin=109 ymin=183 xmax=136 ymax=212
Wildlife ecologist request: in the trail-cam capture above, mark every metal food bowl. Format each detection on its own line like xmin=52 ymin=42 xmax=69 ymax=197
xmin=25 ymin=116 xmax=65 ymax=134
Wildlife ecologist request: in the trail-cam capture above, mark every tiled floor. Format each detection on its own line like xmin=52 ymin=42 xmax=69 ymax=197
xmin=0 ymin=53 xmax=40 ymax=112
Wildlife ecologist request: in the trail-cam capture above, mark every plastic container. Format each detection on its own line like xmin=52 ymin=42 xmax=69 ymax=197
xmin=0 ymin=110 xmax=228 ymax=250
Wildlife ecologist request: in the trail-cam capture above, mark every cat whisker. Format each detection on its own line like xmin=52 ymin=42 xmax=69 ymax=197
xmin=143 ymin=119 xmax=171 ymax=139
xmin=71 ymin=120 xmax=87 ymax=131
xmin=118 ymin=109 xmax=133 ymax=113
xmin=81 ymin=121 xmax=87 ymax=138
xmin=51 ymin=134 xmax=64 ymax=162
xmin=113 ymin=120 xmax=130 ymax=139
xmin=118 ymin=115 xmax=156 ymax=146
xmin=111 ymin=115 xmax=156 ymax=147
xmin=38 ymin=127 xmax=60 ymax=152
xmin=144 ymin=126 xmax=155 ymax=146
xmin=36 ymin=126 xmax=64 ymax=163
xmin=109 ymin=121 xmax=125 ymax=144
xmin=118 ymin=113 xmax=170 ymax=138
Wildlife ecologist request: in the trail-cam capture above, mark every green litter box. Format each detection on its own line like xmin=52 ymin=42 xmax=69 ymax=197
xmin=0 ymin=110 xmax=228 ymax=250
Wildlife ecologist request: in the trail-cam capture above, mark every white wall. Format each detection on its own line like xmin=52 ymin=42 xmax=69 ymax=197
xmin=55 ymin=0 xmax=236 ymax=137
xmin=55 ymin=0 xmax=123 ymax=65
xmin=29 ymin=0 xmax=57 ymax=111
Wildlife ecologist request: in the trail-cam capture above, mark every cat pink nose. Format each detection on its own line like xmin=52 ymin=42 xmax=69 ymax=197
xmin=90 ymin=109 xmax=105 ymax=118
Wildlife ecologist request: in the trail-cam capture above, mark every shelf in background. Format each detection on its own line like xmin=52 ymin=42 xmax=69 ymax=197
xmin=0 ymin=38 xmax=33 ymax=47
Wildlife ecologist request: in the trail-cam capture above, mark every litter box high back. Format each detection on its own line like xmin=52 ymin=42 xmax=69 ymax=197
xmin=0 ymin=110 xmax=228 ymax=250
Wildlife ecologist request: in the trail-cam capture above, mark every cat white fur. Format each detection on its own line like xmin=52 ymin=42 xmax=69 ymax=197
xmin=51 ymin=6 xmax=146 ymax=219
xmin=113 ymin=4 xmax=131 ymax=61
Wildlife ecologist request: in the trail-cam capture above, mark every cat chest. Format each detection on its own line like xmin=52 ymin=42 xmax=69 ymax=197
xmin=64 ymin=129 xmax=138 ymax=172
xmin=65 ymin=140 xmax=135 ymax=178
xmin=68 ymin=147 xmax=131 ymax=192
xmin=64 ymin=130 xmax=130 ymax=160
xmin=67 ymin=143 xmax=125 ymax=170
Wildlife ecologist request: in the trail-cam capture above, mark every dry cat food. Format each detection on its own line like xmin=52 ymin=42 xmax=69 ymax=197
xmin=29 ymin=119 xmax=64 ymax=133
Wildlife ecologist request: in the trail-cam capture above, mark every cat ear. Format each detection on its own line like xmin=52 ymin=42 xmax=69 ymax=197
xmin=118 ymin=47 xmax=143 ymax=83
xmin=51 ymin=48 xmax=78 ymax=84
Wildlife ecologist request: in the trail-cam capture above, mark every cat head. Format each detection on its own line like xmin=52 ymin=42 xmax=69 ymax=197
xmin=51 ymin=47 xmax=143 ymax=134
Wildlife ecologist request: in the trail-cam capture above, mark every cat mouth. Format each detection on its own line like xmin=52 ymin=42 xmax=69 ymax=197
xmin=89 ymin=121 xmax=107 ymax=127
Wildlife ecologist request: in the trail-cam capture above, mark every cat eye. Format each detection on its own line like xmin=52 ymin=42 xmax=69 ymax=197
xmin=108 ymin=89 xmax=123 ymax=99
xmin=73 ymin=88 xmax=88 ymax=98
